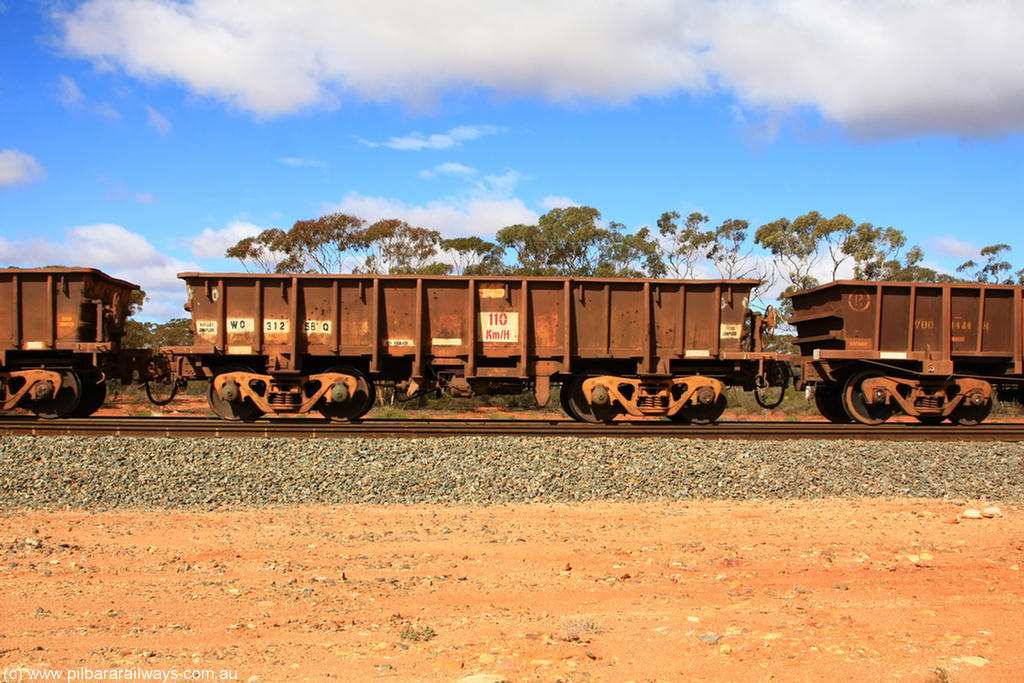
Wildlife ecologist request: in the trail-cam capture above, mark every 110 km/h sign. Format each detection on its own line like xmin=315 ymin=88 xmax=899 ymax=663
xmin=480 ymin=312 xmax=518 ymax=342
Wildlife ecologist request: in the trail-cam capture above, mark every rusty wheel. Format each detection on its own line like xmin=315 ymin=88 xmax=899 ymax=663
xmin=317 ymin=367 xmax=375 ymax=421
xmin=207 ymin=365 xmax=263 ymax=421
xmin=813 ymin=383 xmax=851 ymax=424
xmin=669 ymin=393 xmax=727 ymax=425
xmin=842 ymin=370 xmax=896 ymax=425
xmin=29 ymin=370 xmax=81 ymax=419
xmin=71 ymin=370 xmax=107 ymax=417
xmin=565 ymin=375 xmax=620 ymax=424
xmin=558 ymin=381 xmax=580 ymax=420
xmin=950 ymin=401 xmax=991 ymax=426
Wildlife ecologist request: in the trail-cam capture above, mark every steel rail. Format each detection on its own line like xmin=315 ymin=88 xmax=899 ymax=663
xmin=1 ymin=416 xmax=1022 ymax=441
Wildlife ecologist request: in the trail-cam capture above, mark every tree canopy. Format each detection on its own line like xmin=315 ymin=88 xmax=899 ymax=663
xmin=222 ymin=206 xmax=1011 ymax=313
xmin=494 ymin=206 xmax=663 ymax=277
xmin=957 ymin=244 xmax=1024 ymax=284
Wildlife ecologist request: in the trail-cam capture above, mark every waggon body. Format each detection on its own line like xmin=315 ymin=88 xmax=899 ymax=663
xmin=788 ymin=280 xmax=1024 ymax=425
xmin=166 ymin=273 xmax=786 ymax=422
xmin=0 ymin=267 xmax=141 ymax=417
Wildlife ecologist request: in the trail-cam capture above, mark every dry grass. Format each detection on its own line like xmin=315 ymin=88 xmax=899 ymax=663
xmin=560 ymin=617 xmax=604 ymax=642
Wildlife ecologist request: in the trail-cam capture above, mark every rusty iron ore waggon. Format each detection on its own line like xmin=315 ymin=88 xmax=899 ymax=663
xmin=161 ymin=273 xmax=788 ymax=422
xmin=5 ymin=267 xmax=1024 ymax=427
xmin=0 ymin=267 xmax=143 ymax=418
xmin=788 ymin=280 xmax=1024 ymax=425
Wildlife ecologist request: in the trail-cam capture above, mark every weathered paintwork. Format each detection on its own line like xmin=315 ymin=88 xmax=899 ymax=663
xmin=0 ymin=267 xmax=138 ymax=361
xmin=170 ymin=273 xmax=782 ymax=420
xmin=0 ymin=267 xmax=142 ymax=417
xmin=176 ymin=273 xmax=769 ymax=376
xmin=788 ymin=280 xmax=1024 ymax=425
xmin=789 ymin=280 xmax=1023 ymax=378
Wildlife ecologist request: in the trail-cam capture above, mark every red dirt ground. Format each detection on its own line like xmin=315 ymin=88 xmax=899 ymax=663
xmin=1 ymin=500 xmax=1021 ymax=683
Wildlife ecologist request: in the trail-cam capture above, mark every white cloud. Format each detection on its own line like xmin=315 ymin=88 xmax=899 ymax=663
xmin=419 ymin=162 xmax=477 ymax=180
xmin=930 ymin=234 xmax=981 ymax=260
xmin=330 ymin=160 xmax=535 ymax=237
xmin=57 ymin=0 xmax=1024 ymax=136
xmin=700 ymin=0 xmax=1024 ymax=137
xmin=57 ymin=74 xmax=85 ymax=107
xmin=0 ymin=149 xmax=47 ymax=187
xmin=56 ymin=74 xmax=121 ymax=119
xmin=191 ymin=220 xmax=264 ymax=259
xmin=277 ymin=156 xmax=325 ymax=168
xmin=99 ymin=177 xmax=157 ymax=204
xmin=327 ymin=192 xmax=537 ymax=239
xmin=480 ymin=170 xmax=524 ymax=198
xmin=540 ymin=195 xmax=577 ymax=210
xmin=416 ymin=164 xmax=525 ymax=204
xmin=58 ymin=1 xmax=704 ymax=115
xmin=367 ymin=125 xmax=507 ymax=151
xmin=0 ymin=224 xmax=198 ymax=319
xmin=146 ymin=105 xmax=172 ymax=134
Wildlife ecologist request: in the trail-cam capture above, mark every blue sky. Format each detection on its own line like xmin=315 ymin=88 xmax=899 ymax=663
xmin=1 ymin=0 xmax=1022 ymax=319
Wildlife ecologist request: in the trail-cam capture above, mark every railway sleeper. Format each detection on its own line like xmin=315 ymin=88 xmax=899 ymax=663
xmin=212 ymin=369 xmax=362 ymax=416
xmin=579 ymin=375 xmax=724 ymax=419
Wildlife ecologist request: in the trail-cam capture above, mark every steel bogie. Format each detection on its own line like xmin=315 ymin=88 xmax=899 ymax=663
xmin=32 ymin=370 xmax=82 ymax=418
xmin=207 ymin=365 xmax=264 ymax=421
xmin=316 ymin=367 xmax=375 ymax=420
xmin=670 ymin=393 xmax=728 ymax=424
xmin=206 ymin=366 xmax=374 ymax=419
xmin=855 ymin=374 xmax=993 ymax=425
xmin=2 ymin=369 xmax=65 ymax=412
xmin=841 ymin=370 xmax=898 ymax=425
xmin=949 ymin=398 xmax=992 ymax=426
xmin=0 ymin=367 xmax=106 ymax=418
xmin=813 ymin=371 xmax=996 ymax=426
xmin=558 ymin=374 xmax=732 ymax=423
xmin=564 ymin=375 xmax=621 ymax=423
xmin=24 ymin=369 xmax=81 ymax=418
xmin=666 ymin=377 xmax=725 ymax=421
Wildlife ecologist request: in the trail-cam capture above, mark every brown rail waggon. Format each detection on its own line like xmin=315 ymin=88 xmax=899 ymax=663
xmin=788 ymin=280 xmax=1024 ymax=425
xmin=0 ymin=267 xmax=141 ymax=418
xmin=162 ymin=273 xmax=788 ymax=422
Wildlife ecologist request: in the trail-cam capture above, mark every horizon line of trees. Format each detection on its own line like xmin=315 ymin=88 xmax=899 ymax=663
xmin=225 ymin=207 xmax=1024 ymax=309
xmin=125 ymin=208 xmax=1020 ymax=348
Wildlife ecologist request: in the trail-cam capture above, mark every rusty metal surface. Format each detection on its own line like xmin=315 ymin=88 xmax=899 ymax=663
xmin=788 ymin=280 xmax=1024 ymax=425
xmin=0 ymin=267 xmax=139 ymax=357
xmin=0 ymin=369 xmax=65 ymax=410
xmin=789 ymin=280 xmax=1024 ymax=373
xmin=176 ymin=273 xmax=768 ymax=380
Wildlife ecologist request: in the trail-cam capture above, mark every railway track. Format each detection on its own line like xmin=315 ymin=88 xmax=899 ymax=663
xmin=1 ymin=416 xmax=1022 ymax=441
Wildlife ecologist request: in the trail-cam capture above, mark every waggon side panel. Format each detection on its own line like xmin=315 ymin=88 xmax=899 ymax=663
xmin=0 ymin=268 xmax=139 ymax=357
xmin=682 ymin=285 xmax=717 ymax=357
xmin=788 ymin=280 xmax=1024 ymax=374
xmin=177 ymin=273 xmax=767 ymax=378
